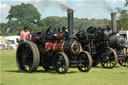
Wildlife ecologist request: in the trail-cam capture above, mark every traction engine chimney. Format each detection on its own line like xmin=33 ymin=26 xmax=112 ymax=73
xmin=111 ymin=12 xmax=117 ymax=33
xmin=67 ymin=9 xmax=74 ymax=38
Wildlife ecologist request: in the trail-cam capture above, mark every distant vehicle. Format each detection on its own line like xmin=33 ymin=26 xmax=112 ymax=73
xmin=4 ymin=36 xmax=20 ymax=49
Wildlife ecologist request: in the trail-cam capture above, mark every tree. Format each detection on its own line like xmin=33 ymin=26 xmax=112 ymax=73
xmin=125 ymin=0 xmax=128 ymax=7
xmin=0 ymin=23 xmax=7 ymax=36
xmin=6 ymin=3 xmax=41 ymax=35
xmin=116 ymin=7 xmax=128 ymax=31
xmin=43 ymin=16 xmax=110 ymax=31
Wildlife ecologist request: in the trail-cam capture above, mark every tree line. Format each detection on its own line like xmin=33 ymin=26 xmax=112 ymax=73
xmin=0 ymin=3 xmax=127 ymax=36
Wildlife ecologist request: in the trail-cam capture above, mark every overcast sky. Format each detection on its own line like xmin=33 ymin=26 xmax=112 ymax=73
xmin=0 ymin=0 xmax=127 ymax=23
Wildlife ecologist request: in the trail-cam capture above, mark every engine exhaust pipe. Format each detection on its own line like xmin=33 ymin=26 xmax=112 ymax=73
xmin=111 ymin=12 xmax=117 ymax=33
xmin=67 ymin=9 xmax=74 ymax=38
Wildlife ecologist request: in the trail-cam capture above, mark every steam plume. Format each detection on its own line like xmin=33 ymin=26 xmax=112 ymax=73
xmin=42 ymin=0 xmax=70 ymax=11
xmin=103 ymin=0 xmax=114 ymax=13
xmin=56 ymin=1 xmax=70 ymax=11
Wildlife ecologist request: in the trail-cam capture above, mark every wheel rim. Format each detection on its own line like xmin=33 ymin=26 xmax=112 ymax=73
xmin=78 ymin=51 xmax=92 ymax=72
xmin=53 ymin=52 xmax=69 ymax=74
xmin=100 ymin=47 xmax=118 ymax=68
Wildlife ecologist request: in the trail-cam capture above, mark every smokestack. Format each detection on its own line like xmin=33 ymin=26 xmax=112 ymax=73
xmin=67 ymin=9 xmax=74 ymax=39
xmin=111 ymin=12 xmax=117 ymax=33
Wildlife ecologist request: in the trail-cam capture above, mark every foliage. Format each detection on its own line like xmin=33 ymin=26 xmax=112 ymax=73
xmin=44 ymin=16 xmax=111 ymax=31
xmin=116 ymin=7 xmax=128 ymax=31
xmin=125 ymin=0 xmax=128 ymax=7
xmin=0 ymin=23 xmax=7 ymax=36
xmin=0 ymin=17 xmax=111 ymax=36
xmin=4 ymin=3 xmax=44 ymax=35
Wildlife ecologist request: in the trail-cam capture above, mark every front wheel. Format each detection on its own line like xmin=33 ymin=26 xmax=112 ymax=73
xmin=119 ymin=56 xmax=128 ymax=67
xmin=100 ymin=47 xmax=118 ymax=68
xmin=78 ymin=51 xmax=92 ymax=72
xmin=118 ymin=48 xmax=128 ymax=67
xmin=53 ymin=52 xmax=69 ymax=74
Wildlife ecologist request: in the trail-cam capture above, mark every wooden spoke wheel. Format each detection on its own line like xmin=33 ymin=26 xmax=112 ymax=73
xmin=16 ymin=41 xmax=40 ymax=72
xmin=78 ymin=51 xmax=92 ymax=72
xmin=53 ymin=52 xmax=69 ymax=74
xmin=100 ymin=47 xmax=118 ymax=68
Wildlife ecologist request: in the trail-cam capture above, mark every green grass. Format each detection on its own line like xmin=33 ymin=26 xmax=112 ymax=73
xmin=0 ymin=50 xmax=128 ymax=85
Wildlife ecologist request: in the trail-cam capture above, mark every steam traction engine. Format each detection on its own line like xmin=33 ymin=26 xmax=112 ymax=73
xmin=76 ymin=12 xmax=128 ymax=68
xmin=108 ymin=33 xmax=128 ymax=67
xmin=76 ymin=25 xmax=118 ymax=68
xmin=16 ymin=9 xmax=92 ymax=74
xmin=108 ymin=13 xmax=128 ymax=67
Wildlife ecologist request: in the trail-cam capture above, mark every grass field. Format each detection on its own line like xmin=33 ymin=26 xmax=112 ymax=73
xmin=0 ymin=50 xmax=128 ymax=85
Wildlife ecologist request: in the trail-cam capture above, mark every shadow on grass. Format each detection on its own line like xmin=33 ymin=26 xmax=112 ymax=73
xmin=92 ymin=66 xmax=103 ymax=68
xmin=114 ymin=66 xmax=120 ymax=68
xmin=5 ymin=70 xmax=28 ymax=73
xmin=4 ymin=69 xmax=78 ymax=74
xmin=92 ymin=66 xmax=104 ymax=69
xmin=92 ymin=65 xmax=120 ymax=69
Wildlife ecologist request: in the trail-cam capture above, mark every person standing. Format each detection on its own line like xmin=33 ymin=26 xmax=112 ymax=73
xmin=19 ymin=27 xmax=30 ymax=40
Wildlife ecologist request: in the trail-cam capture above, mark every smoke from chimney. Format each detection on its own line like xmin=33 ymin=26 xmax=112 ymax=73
xmin=42 ymin=0 xmax=70 ymax=11
xmin=103 ymin=0 xmax=114 ymax=13
xmin=56 ymin=1 xmax=70 ymax=11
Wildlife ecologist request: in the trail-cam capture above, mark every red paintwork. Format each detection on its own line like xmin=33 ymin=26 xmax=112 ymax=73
xmin=126 ymin=25 xmax=128 ymax=29
xmin=56 ymin=33 xmax=62 ymax=40
xmin=45 ymin=42 xmax=63 ymax=52
xmin=45 ymin=42 xmax=54 ymax=51
xmin=55 ymin=42 xmax=63 ymax=52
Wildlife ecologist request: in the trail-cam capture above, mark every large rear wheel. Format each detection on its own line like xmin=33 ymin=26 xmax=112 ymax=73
xmin=78 ymin=51 xmax=92 ymax=72
xmin=16 ymin=41 xmax=40 ymax=72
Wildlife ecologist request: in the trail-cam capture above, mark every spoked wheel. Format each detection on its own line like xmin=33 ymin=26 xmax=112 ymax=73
xmin=119 ymin=56 xmax=128 ymax=67
xmin=53 ymin=52 xmax=69 ymax=74
xmin=78 ymin=51 xmax=92 ymax=72
xmin=16 ymin=41 xmax=40 ymax=72
xmin=118 ymin=48 xmax=128 ymax=67
xmin=100 ymin=47 xmax=118 ymax=68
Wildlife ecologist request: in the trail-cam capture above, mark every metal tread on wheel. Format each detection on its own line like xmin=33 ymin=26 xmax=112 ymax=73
xmin=16 ymin=41 xmax=40 ymax=72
